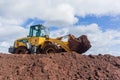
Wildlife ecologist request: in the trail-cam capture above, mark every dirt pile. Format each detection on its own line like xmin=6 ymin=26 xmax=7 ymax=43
xmin=0 ymin=52 xmax=119 ymax=80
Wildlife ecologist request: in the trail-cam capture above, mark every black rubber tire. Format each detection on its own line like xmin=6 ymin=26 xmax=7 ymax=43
xmin=15 ymin=46 xmax=28 ymax=54
xmin=43 ymin=44 xmax=59 ymax=54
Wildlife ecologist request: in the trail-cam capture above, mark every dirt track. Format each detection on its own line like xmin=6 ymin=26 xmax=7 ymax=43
xmin=0 ymin=52 xmax=119 ymax=80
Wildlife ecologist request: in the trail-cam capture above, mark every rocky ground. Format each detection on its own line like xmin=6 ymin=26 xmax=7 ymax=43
xmin=0 ymin=52 xmax=119 ymax=80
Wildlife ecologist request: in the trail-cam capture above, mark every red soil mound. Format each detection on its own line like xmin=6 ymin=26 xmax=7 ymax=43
xmin=0 ymin=52 xmax=119 ymax=80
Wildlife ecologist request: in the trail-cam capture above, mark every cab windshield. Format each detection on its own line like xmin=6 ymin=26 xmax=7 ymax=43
xmin=29 ymin=25 xmax=49 ymax=37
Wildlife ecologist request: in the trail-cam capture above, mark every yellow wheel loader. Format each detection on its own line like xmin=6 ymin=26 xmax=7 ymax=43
xmin=9 ymin=24 xmax=91 ymax=54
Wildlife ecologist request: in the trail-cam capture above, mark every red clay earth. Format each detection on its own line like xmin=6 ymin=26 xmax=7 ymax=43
xmin=0 ymin=52 xmax=119 ymax=80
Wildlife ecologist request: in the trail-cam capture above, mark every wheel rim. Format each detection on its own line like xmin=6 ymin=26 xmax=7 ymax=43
xmin=46 ymin=48 xmax=55 ymax=54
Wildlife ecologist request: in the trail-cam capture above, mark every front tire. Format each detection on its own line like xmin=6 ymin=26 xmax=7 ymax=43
xmin=43 ymin=44 xmax=59 ymax=54
xmin=15 ymin=46 xmax=28 ymax=54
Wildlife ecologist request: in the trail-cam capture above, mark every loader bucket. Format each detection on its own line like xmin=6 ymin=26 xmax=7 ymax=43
xmin=68 ymin=35 xmax=91 ymax=54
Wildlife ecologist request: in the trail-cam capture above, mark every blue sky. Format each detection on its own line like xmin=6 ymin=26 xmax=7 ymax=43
xmin=0 ymin=0 xmax=120 ymax=56
xmin=76 ymin=15 xmax=120 ymax=31
xmin=22 ymin=15 xmax=120 ymax=32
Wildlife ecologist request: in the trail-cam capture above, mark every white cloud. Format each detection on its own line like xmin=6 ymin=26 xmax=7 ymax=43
xmin=67 ymin=0 xmax=120 ymax=16
xmin=44 ymin=4 xmax=78 ymax=26
xmin=0 ymin=20 xmax=28 ymax=41
xmin=0 ymin=41 xmax=11 ymax=53
xmin=0 ymin=0 xmax=120 ymax=25
xmin=50 ymin=28 xmax=69 ymax=38
xmin=0 ymin=0 xmax=77 ymax=26
xmin=1 ymin=41 xmax=10 ymax=47
xmin=0 ymin=17 xmax=28 ymax=53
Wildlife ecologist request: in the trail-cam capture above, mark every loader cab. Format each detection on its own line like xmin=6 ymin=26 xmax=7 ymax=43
xmin=29 ymin=24 xmax=49 ymax=37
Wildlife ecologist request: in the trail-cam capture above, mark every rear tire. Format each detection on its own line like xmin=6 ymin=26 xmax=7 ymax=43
xmin=15 ymin=46 xmax=28 ymax=54
xmin=43 ymin=44 xmax=59 ymax=54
